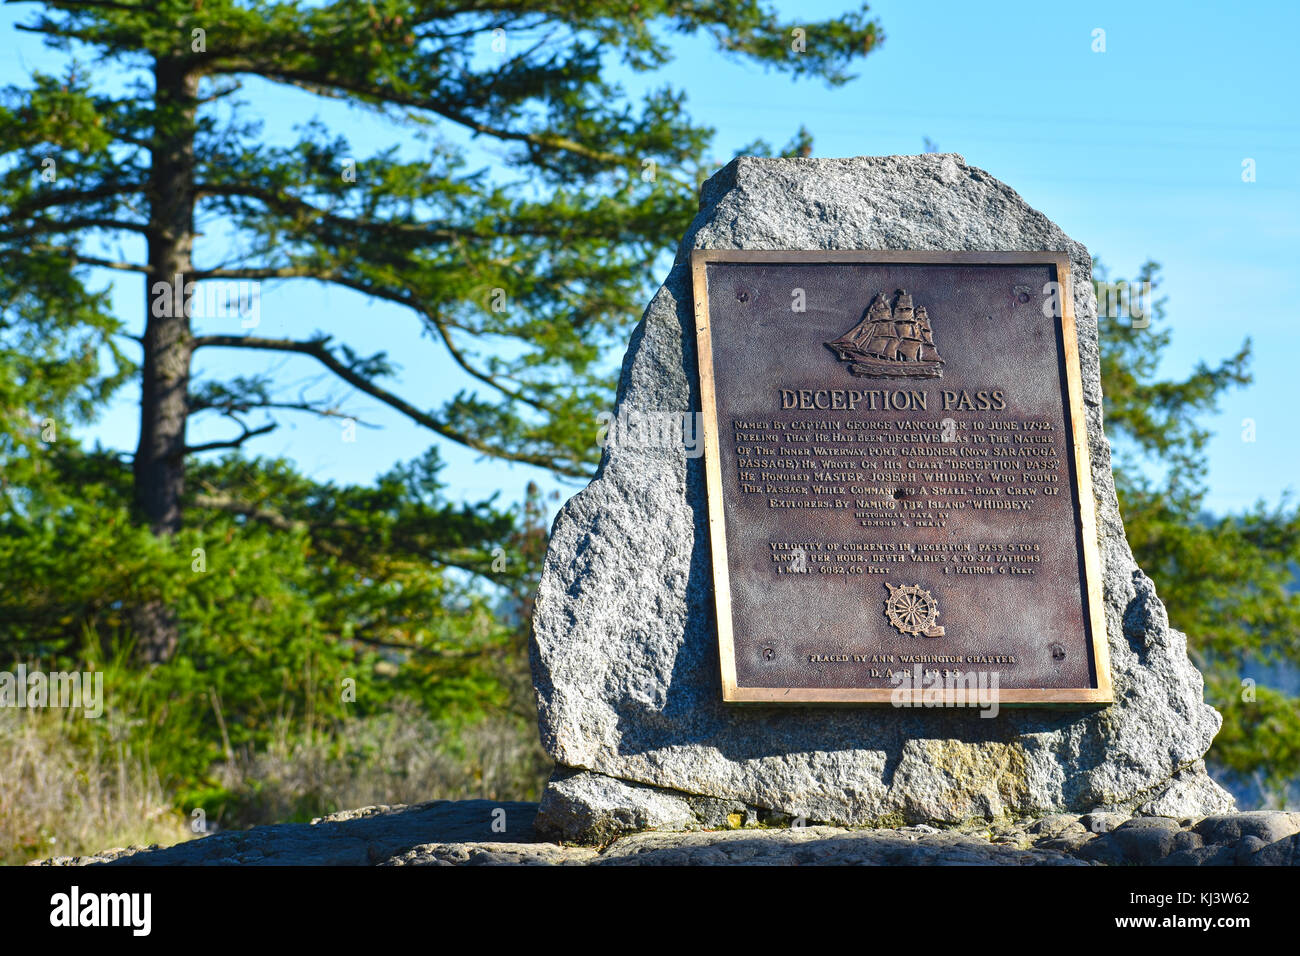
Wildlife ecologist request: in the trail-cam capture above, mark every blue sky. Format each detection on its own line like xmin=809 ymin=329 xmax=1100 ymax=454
xmin=3 ymin=0 xmax=1297 ymax=517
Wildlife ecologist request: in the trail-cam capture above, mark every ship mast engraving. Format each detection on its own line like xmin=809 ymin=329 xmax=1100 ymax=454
xmin=826 ymin=289 xmax=944 ymax=379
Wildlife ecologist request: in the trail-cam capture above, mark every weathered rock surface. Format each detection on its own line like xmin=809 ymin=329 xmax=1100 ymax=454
xmin=529 ymin=154 xmax=1234 ymax=840
xmin=33 ymin=800 xmax=540 ymax=867
xmin=36 ymin=802 xmax=1300 ymax=866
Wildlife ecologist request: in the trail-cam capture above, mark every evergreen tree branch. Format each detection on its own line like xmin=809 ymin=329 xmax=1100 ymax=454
xmin=182 ymin=421 xmax=277 ymax=455
xmin=67 ymin=253 xmax=149 ymax=273
xmin=1 ymin=218 xmax=149 ymax=241
xmin=190 ymin=332 xmax=585 ymax=476
xmin=0 ymin=183 xmax=147 ymax=222
xmin=193 ymin=264 xmax=549 ymax=412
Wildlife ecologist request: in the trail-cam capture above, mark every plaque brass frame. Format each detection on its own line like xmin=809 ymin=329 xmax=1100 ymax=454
xmin=691 ymin=249 xmax=1113 ymax=706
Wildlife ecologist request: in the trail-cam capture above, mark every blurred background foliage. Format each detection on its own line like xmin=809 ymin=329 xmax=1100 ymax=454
xmin=0 ymin=0 xmax=881 ymax=863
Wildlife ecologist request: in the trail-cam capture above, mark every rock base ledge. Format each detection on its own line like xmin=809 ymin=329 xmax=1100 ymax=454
xmin=35 ymin=800 xmax=1300 ymax=867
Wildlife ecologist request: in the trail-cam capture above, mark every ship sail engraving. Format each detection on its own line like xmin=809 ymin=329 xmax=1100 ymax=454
xmin=825 ymin=289 xmax=944 ymax=378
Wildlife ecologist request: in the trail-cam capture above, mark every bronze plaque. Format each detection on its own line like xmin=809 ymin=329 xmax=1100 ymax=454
xmin=691 ymin=250 xmax=1111 ymax=706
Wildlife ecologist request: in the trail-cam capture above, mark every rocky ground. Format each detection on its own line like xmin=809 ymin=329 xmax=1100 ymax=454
xmin=33 ymin=801 xmax=1300 ymax=866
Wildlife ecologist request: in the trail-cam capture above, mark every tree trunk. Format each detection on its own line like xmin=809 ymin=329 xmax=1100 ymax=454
xmin=132 ymin=59 xmax=198 ymax=664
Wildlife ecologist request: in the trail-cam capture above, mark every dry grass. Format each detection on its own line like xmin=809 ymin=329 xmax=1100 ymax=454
xmin=0 ymin=708 xmax=193 ymax=865
xmin=209 ymin=699 xmax=551 ymax=828
xmin=1 ymin=698 xmax=551 ymax=863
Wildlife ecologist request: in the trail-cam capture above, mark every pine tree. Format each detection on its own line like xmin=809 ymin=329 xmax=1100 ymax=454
xmin=1095 ymin=260 xmax=1300 ymax=804
xmin=1 ymin=1 xmax=883 ymax=660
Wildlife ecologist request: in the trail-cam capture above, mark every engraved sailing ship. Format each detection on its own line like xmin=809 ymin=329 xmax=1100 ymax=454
xmin=825 ymin=289 xmax=944 ymax=379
